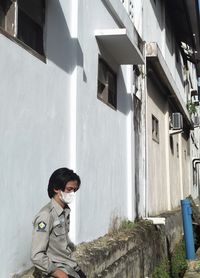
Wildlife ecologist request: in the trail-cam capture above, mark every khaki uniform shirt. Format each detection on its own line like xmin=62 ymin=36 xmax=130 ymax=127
xmin=31 ymin=198 xmax=80 ymax=278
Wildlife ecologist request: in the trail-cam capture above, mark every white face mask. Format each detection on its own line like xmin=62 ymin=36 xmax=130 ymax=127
xmin=60 ymin=191 xmax=75 ymax=204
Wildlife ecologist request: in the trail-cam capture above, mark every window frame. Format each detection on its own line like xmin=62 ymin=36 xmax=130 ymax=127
xmin=97 ymin=56 xmax=117 ymax=110
xmin=0 ymin=0 xmax=45 ymax=60
xmin=152 ymin=114 xmax=159 ymax=143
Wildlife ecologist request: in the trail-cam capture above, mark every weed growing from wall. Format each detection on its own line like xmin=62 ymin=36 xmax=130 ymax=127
xmin=108 ymin=217 xmax=137 ymax=234
xmin=171 ymin=241 xmax=187 ymax=277
xmin=152 ymin=259 xmax=170 ymax=278
xmin=152 ymin=240 xmax=187 ymax=278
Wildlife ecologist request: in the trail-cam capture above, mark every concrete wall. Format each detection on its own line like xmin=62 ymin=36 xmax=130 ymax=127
xmin=0 ymin=0 xmax=85 ymax=276
xmin=144 ymin=0 xmax=199 ymax=216
xmin=1 ymin=0 xmax=199 ymax=276
xmin=73 ymin=0 xmax=141 ymax=243
xmin=143 ymin=0 xmax=186 ymax=101
xmin=0 ymin=0 xmax=139 ymax=276
xmin=0 ymin=1 xmax=78 ymax=277
xmin=182 ymin=134 xmax=191 ymax=198
xmin=146 ymin=77 xmax=169 ymax=215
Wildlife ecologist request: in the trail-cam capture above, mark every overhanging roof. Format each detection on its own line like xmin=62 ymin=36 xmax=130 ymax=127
xmin=146 ymin=42 xmax=192 ymax=128
xmin=95 ymin=28 xmax=144 ymax=65
xmin=166 ymin=0 xmax=200 ymax=48
xmin=166 ymin=0 xmax=200 ymax=74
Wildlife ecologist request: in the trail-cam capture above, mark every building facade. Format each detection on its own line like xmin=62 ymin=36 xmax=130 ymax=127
xmin=0 ymin=0 xmax=199 ymax=277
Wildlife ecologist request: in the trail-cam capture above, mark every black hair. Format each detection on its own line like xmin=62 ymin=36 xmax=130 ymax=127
xmin=47 ymin=167 xmax=81 ymax=198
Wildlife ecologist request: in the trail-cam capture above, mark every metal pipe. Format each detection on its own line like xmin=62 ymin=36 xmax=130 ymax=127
xmin=192 ymin=158 xmax=200 ymax=169
xmin=181 ymin=199 xmax=196 ymax=260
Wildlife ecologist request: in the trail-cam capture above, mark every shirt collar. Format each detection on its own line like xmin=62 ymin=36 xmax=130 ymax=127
xmin=51 ymin=198 xmax=70 ymax=217
xmin=51 ymin=198 xmax=64 ymax=217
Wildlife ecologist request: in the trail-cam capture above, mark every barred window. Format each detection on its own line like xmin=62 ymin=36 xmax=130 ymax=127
xmin=97 ymin=57 xmax=117 ymax=109
xmin=0 ymin=0 xmax=45 ymax=55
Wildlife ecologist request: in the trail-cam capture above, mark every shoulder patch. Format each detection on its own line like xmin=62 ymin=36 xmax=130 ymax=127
xmin=37 ymin=221 xmax=47 ymax=232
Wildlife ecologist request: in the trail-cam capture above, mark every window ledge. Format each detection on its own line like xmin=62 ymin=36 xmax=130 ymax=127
xmin=95 ymin=28 xmax=144 ymax=65
xmin=0 ymin=27 xmax=46 ymax=63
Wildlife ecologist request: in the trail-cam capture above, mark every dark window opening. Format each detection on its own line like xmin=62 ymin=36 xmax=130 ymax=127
xmin=17 ymin=0 xmax=45 ymax=55
xmin=0 ymin=0 xmax=45 ymax=56
xmin=152 ymin=115 xmax=159 ymax=143
xmin=177 ymin=142 xmax=179 ymax=158
xmin=97 ymin=58 xmax=117 ymax=109
xmin=0 ymin=0 xmax=15 ymax=35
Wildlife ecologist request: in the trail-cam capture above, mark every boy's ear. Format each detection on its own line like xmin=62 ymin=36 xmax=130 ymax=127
xmin=54 ymin=188 xmax=60 ymax=194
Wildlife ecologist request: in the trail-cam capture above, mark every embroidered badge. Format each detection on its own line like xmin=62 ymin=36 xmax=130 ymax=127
xmin=37 ymin=221 xmax=47 ymax=232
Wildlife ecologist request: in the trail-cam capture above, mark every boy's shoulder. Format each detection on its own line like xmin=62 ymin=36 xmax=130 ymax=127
xmin=39 ymin=201 xmax=53 ymax=214
xmin=33 ymin=201 xmax=53 ymax=222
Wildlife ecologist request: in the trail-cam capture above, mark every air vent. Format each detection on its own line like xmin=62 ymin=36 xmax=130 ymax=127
xmin=171 ymin=113 xmax=183 ymax=130
xmin=191 ymin=89 xmax=198 ymax=97
xmin=193 ymin=116 xmax=200 ymax=126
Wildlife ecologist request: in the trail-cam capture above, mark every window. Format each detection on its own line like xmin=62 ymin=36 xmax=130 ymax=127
xmin=0 ymin=0 xmax=15 ymax=35
xmin=176 ymin=142 xmax=179 ymax=158
xmin=0 ymin=0 xmax=45 ymax=55
xmin=97 ymin=57 xmax=117 ymax=109
xmin=152 ymin=115 xmax=159 ymax=143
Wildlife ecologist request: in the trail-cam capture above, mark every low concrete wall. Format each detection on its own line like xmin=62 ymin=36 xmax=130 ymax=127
xmin=18 ymin=209 xmax=183 ymax=278
xmin=75 ymin=209 xmax=182 ymax=277
xmin=75 ymin=221 xmax=167 ymax=277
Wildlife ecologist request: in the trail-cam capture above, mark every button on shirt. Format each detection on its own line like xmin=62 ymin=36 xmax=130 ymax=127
xmin=31 ymin=198 xmax=79 ymax=278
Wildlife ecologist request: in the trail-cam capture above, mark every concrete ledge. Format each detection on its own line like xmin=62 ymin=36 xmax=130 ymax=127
xmin=74 ymin=209 xmax=182 ymax=277
xmin=74 ymin=220 xmax=166 ymax=277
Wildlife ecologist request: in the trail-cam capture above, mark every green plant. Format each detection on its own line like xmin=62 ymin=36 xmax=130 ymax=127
xmin=152 ymin=259 xmax=170 ymax=278
xmin=118 ymin=219 xmax=136 ymax=231
xmin=171 ymin=241 xmax=187 ymax=277
xmin=187 ymin=101 xmax=197 ymax=115
xmin=152 ymin=240 xmax=187 ymax=278
xmin=108 ymin=217 xmax=137 ymax=234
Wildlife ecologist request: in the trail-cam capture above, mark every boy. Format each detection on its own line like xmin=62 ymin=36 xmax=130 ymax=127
xmin=31 ymin=168 xmax=86 ymax=278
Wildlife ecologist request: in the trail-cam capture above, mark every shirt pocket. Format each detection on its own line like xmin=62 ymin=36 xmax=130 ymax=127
xmin=53 ymin=224 xmax=66 ymax=236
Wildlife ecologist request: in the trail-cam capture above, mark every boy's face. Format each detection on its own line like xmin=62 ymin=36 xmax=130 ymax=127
xmin=64 ymin=180 xmax=78 ymax=193
xmin=54 ymin=180 xmax=78 ymax=207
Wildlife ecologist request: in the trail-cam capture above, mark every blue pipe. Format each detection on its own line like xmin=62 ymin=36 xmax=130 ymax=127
xmin=181 ymin=199 xmax=196 ymax=260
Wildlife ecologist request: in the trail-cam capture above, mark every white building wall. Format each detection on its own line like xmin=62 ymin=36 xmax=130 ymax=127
xmin=0 ymin=0 xmax=79 ymax=276
xmin=75 ymin=0 xmax=135 ymax=243
xmin=146 ymin=78 xmax=169 ymax=215
xmin=143 ymin=0 xmax=186 ymax=103
xmin=168 ymin=133 xmax=182 ymax=209
xmin=1 ymin=0 xmax=199 ymax=276
xmin=143 ymin=0 xmax=200 ymax=215
xmin=0 ymin=0 xmax=139 ymax=276
xmin=182 ymin=134 xmax=191 ymax=198
xmin=143 ymin=0 xmax=165 ymax=54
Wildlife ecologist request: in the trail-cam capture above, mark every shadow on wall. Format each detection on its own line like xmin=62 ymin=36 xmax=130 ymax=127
xmin=150 ymin=0 xmax=164 ymax=32
xmin=45 ymin=0 xmax=83 ymax=74
xmin=133 ymin=95 xmax=142 ymax=218
xmin=151 ymin=0 xmax=184 ymax=86
xmin=117 ymin=67 xmax=133 ymax=115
